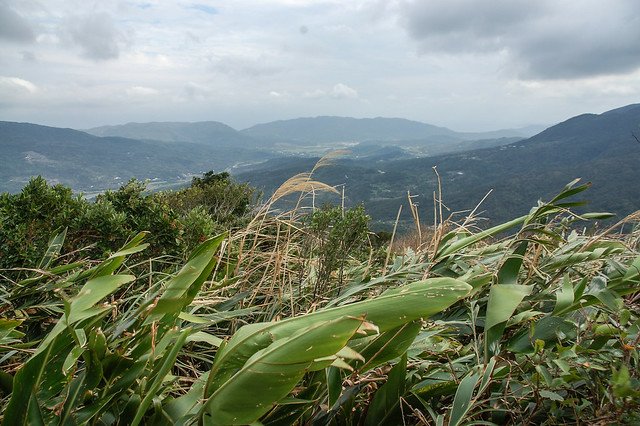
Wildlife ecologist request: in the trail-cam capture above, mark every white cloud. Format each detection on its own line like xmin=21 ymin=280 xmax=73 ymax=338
xmin=301 ymin=84 xmax=358 ymax=100
xmin=330 ymin=83 xmax=358 ymax=99
xmin=126 ymin=86 xmax=159 ymax=96
xmin=0 ymin=76 xmax=38 ymax=93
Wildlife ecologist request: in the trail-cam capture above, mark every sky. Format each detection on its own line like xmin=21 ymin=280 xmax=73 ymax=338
xmin=1 ymin=0 xmax=640 ymax=131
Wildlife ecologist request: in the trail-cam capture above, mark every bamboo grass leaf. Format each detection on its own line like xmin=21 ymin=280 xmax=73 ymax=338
xmin=363 ymin=353 xmax=408 ymax=426
xmin=205 ymin=278 xmax=471 ymax=397
xmin=201 ymin=316 xmax=365 ymax=425
xmin=484 ymin=284 xmax=531 ymax=358
xmin=448 ymin=372 xmax=480 ymax=426
xmin=435 ymin=216 xmax=527 ymax=260
xmin=145 ymin=234 xmax=226 ymax=325
xmin=497 ymin=241 xmax=528 ymax=286
xmin=131 ymin=328 xmax=192 ymax=426
xmin=38 ymin=228 xmax=66 ymax=269
xmin=553 ymin=275 xmax=575 ymax=315
xmin=353 ymin=321 xmax=422 ymax=372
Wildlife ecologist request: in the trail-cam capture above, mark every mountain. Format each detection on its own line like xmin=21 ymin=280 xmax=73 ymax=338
xmin=0 ymin=121 xmax=272 ymax=193
xmin=86 ymin=121 xmax=257 ymax=147
xmin=241 ymin=116 xmax=536 ymax=145
xmin=241 ymin=116 xmax=456 ymax=144
xmin=237 ymin=104 xmax=640 ymax=228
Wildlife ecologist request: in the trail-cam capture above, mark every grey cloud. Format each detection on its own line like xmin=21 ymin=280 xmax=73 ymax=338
xmin=398 ymin=0 xmax=640 ymax=79
xmin=21 ymin=51 xmax=36 ymax=62
xmin=63 ymin=13 xmax=129 ymax=60
xmin=209 ymin=55 xmax=284 ymax=78
xmin=0 ymin=2 xmax=36 ymax=42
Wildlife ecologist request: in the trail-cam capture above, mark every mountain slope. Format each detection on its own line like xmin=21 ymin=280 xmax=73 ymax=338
xmin=86 ymin=121 xmax=257 ymax=147
xmin=241 ymin=116 xmax=456 ymax=144
xmin=0 ymin=122 xmax=271 ymax=193
xmin=241 ymin=116 xmax=538 ymax=145
xmin=238 ymin=104 xmax=640 ymax=228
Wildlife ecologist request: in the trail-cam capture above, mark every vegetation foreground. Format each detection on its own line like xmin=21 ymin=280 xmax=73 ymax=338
xmin=0 ymin=172 xmax=639 ymax=425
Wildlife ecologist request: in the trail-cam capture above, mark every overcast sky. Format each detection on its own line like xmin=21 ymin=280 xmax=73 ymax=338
xmin=1 ymin=0 xmax=640 ymax=131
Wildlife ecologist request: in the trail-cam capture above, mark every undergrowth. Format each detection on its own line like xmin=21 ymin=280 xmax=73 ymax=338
xmin=0 ymin=167 xmax=638 ymax=425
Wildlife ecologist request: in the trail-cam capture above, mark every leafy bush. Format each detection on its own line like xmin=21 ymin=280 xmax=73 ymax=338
xmin=305 ymin=204 xmax=371 ymax=295
xmin=162 ymin=170 xmax=258 ymax=228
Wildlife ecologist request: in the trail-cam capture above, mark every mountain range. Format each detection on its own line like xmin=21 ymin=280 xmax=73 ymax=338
xmin=1 ymin=116 xmax=535 ymax=194
xmin=237 ymin=104 xmax=640 ymax=228
xmin=2 ymin=105 xmax=639 ymax=229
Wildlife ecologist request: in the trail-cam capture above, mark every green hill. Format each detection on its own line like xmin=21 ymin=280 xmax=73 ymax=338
xmin=0 ymin=121 xmax=272 ymax=193
xmin=86 ymin=121 xmax=258 ymax=147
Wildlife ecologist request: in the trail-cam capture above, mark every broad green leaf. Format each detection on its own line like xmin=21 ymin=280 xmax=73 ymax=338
xmin=484 ymin=284 xmax=531 ymax=358
xmin=37 ymin=274 xmax=135 ymax=353
xmin=353 ymin=321 xmax=422 ymax=372
xmin=205 ymin=278 xmax=471 ymax=397
xmin=435 ymin=216 xmax=527 ymax=260
xmin=187 ymin=331 xmax=223 ymax=348
xmin=508 ymin=316 xmax=576 ymax=353
xmin=38 ymin=228 xmax=66 ymax=269
xmin=549 ymin=179 xmax=590 ymax=204
xmin=131 ymin=328 xmax=192 ymax=426
xmin=163 ymin=372 xmax=210 ymax=425
xmin=2 ymin=341 xmax=55 ymax=425
xmin=539 ymin=390 xmax=564 ymax=402
xmin=449 ymin=372 xmax=480 ymax=426
xmin=145 ymin=234 xmax=226 ymax=325
xmin=0 ymin=319 xmax=23 ymax=342
xmin=326 ymin=367 xmax=342 ymax=407
xmin=201 ymin=316 xmax=365 ymax=425
xmin=496 ymin=241 xmax=529 ymax=286
xmin=89 ymin=231 xmax=148 ymax=278
xmin=553 ymin=275 xmax=575 ymax=315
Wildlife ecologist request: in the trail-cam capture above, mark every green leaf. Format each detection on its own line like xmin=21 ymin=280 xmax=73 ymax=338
xmin=145 ymin=234 xmax=226 ymax=325
xmin=435 ymin=216 xmax=527 ymax=260
xmin=326 ymin=366 xmax=342 ymax=408
xmin=131 ymin=328 xmax=192 ymax=426
xmin=364 ymin=353 xmax=407 ymax=426
xmin=354 ymin=321 xmax=422 ymax=372
xmin=187 ymin=331 xmax=223 ymax=348
xmin=549 ymin=179 xmax=590 ymax=204
xmin=38 ymin=228 xmax=66 ymax=269
xmin=2 ymin=341 xmax=55 ymax=426
xmin=200 ymin=316 xmax=365 ymax=425
xmin=37 ymin=274 xmax=135 ymax=353
xmin=539 ymin=390 xmax=564 ymax=402
xmin=484 ymin=284 xmax=531 ymax=358
xmin=497 ymin=241 xmax=528 ymax=286
xmin=449 ymin=373 xmax=480 ymax=426
xmin=553 ymin=275 xmax=575 ymax=315
xmin=205 ymin=278 xmax=470 ymax=398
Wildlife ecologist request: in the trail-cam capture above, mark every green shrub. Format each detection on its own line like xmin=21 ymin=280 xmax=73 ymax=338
xmin=306 ymin=204 xmax=371 ymax=295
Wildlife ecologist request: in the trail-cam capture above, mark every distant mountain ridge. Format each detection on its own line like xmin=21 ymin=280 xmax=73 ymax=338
xmin=240 ymin=115 xmax=539 ymax=144
xmin=86 ymin=121 xmax=256 ymax=147
xmin=237 ymin=103 xmax=640 ymax=228
xmin=0 ymin=121 xmax=272 ymax=193
xmin=4 ymin=104 xmax=638 ymax=229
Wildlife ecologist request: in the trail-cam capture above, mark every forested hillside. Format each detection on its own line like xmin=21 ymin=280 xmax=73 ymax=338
xmin=239 ymin=104 xmax=640 ymax=228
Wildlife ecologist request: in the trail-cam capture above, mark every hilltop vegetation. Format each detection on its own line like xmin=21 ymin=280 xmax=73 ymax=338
xmin=0 ymin=172 xmax=638 ymax=424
